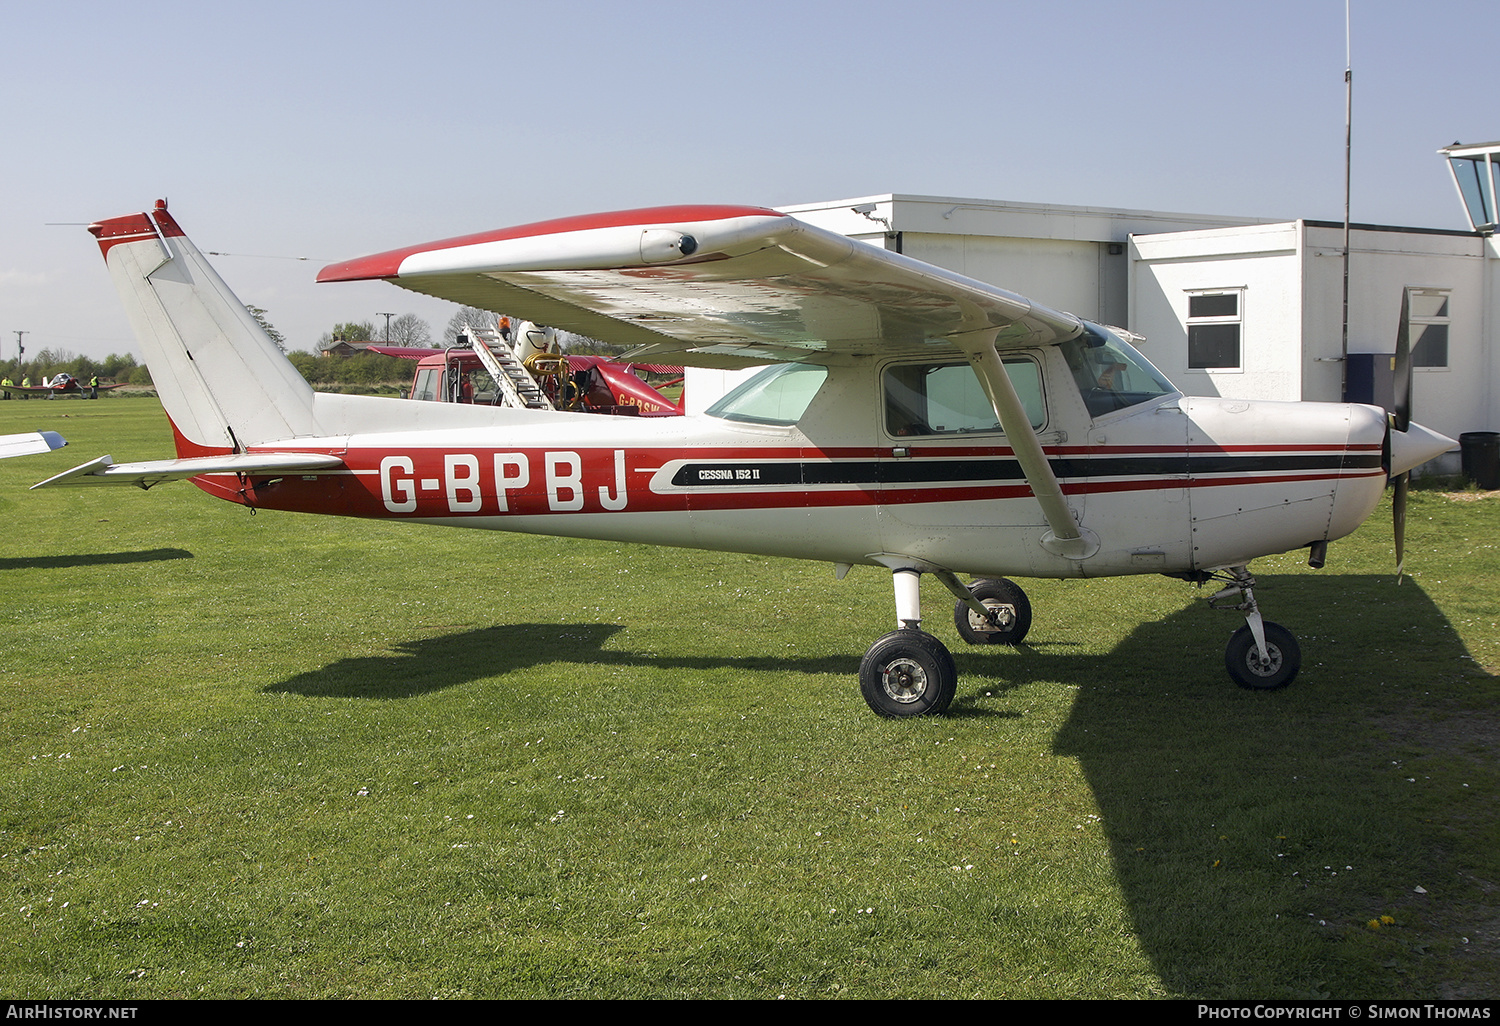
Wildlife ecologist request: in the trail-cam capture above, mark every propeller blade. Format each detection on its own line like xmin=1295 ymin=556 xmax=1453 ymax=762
xmin=1392 ymin=288 xmax=1412 ymax=583
xmin=1393 ymin=288 xmax=1412 ymax=433
xmin=1393 ymin=470 xmax=1408 ymax=583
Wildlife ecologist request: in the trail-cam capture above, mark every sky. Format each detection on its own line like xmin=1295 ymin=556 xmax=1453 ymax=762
xmin=3 ymin=0 xmax=1497 ymax=362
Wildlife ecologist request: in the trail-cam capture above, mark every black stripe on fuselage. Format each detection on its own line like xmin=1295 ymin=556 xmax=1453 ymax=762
xmin=668 ymin=452 xmax=1382 ymax=487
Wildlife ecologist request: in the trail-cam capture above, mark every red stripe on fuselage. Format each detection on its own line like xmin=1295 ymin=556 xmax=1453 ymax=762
xmin=196 ymin=443 xmax=1378 ymax=521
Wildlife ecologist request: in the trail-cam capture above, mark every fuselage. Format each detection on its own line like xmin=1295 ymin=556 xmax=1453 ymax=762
xmin=200 ymin=340 xmax=1391 ymax=581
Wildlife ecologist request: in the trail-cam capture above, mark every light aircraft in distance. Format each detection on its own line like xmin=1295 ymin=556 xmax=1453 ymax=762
xmin=37 ymin=200 xmax=1453 ymax=717
xmin=1 ymin=373 xmax=122 ymax=398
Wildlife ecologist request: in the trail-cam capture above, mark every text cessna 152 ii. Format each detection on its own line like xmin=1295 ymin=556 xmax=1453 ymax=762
xmin=40 ymin=200 xmax=1453 ymax=717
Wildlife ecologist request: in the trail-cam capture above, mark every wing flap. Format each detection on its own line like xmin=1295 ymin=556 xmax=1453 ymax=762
xmin=32 ymin=452 xmax=346 ymax=490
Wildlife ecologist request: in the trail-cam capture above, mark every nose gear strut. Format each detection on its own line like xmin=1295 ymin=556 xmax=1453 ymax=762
xmin=1207 ymin=565 xmax=1301 ymax=690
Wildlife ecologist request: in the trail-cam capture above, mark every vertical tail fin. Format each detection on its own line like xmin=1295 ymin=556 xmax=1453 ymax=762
xmin=88 ymin=201 xmax=319 ymax=452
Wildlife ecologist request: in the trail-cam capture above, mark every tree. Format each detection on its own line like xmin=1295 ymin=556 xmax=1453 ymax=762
xmin=286 ymin=351 xmax=319 ymax=380
xmin=443 ymin=306 xmax=502 ymax=345
xmin=387 ymin=313 xmax=432 ymax=347
xmin=556 ymin=330 xmax=626 ymax=356
xmin=246 ymin=305 xmax=287 ymax=353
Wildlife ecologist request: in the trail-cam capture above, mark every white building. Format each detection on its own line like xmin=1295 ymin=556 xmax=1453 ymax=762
xmin=777 ymin=193 xmax=1282 ymax=329
xmin=1129 ymin=220 xmax=1497 ymax=449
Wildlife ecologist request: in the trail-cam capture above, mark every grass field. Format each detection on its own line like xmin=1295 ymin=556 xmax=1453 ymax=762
xmin=0 ymin=397 xmax=1496 ymax=999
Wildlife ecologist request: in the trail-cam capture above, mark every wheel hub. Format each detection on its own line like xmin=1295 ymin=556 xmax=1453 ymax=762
xmin=968 ymin=601 xmax=1015 ymax=633
xmin=881 ymin=657 xmax=928 ymax=704
xmin=1245 ymin=644 xmax=1283 ymax=676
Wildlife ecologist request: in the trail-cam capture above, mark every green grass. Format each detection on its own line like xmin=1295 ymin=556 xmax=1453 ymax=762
xmin=0 ymin=398 xmax=1497 ymax=999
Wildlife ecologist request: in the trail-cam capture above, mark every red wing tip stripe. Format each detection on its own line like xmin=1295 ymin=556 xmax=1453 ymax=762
xmin=316 ymin=204 xmax=786 ymax=283
xmin=89 ymin=205 xmax=189 ymax=259
xmin=150 ymin=205 xmax=187 ymax=238
xmin=88 ymin=212 xmax=155 ymax=240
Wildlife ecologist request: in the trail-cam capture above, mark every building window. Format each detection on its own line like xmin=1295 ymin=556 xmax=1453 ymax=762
xmin=1407 ymin=287 xmax=1450 ymax=369
xmin=1186 ymin=290 xmax=1242 ymax=370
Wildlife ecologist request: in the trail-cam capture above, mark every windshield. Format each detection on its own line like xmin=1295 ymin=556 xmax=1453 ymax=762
xmin=1061 ymin=323 xmax=1177 ymax=417
xmin=704 ymin=363 xmax=829 ymax=426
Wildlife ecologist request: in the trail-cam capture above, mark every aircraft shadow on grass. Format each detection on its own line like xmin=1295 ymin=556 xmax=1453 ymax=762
xmin=266 ymin=621 xmax=863 ymax=700
xmin=0 ymin=547 xmax=193 ymax=571
xmin=267 ymin=572 xmax=1491 ymax=994
xmin=1042 ymin=573 xmax=1494 ymax=996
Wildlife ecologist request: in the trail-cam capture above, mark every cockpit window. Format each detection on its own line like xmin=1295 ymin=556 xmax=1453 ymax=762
xmin=705 ymin=362 xmax=829 ymax=426
xmin=1061 ymin=323 xmax=1177 ymax=417
xmin=884 ymin=358 xmax=1044 ymax=436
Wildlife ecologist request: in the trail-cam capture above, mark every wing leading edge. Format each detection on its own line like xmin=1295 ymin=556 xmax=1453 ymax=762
xmin=317 ymin=206 xmax=1084 ymax=368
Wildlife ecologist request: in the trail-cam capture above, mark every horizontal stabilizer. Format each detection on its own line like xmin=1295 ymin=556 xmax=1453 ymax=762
xmin=32 ymin=452 xmax=346 ymax=491
xmin=0 ymin=431 xmax=67 ymax=459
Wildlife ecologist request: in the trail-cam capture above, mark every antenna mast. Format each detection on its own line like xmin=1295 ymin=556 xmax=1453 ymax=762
xmin=1340 ymin=0 xmax=1352 ymax=400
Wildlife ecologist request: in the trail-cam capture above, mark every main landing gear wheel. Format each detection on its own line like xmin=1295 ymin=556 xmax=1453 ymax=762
xmin=859 ymin=629 xmax=958 ymax=718
xmin=953 ymin=577 xmax=1032 ymax=645
xmin=1224 ymin=622 xmax=1301 ymax=691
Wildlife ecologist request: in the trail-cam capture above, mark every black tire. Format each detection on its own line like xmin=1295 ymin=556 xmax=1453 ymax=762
xmin=953 ymin=577 xmax=1032 ymax=645
xmin=858 ymin=629 xmax=958 ymax=718
xmin=1224 ymin=622 xmax=1300 ymax=691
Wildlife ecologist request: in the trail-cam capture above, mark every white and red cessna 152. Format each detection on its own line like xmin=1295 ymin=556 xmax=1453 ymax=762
xmin=41 ymin=200 xmax=1453 ymax=716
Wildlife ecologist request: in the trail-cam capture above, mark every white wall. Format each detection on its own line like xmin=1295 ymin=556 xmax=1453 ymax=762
xmin=1341 ymin=227 xmax=1487 ymax=442
xmin=1131 ymin=221 xmax=1493 ymax=442
xmin=1129 ymin=223 xmax=1305 ymax=402
xmin=780 ymin=194 xmax=1278 ymax=327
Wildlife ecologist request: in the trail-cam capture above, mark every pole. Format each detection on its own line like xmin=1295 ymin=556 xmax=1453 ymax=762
xmin=1339 ymin=0 xmax=1352 ymax=401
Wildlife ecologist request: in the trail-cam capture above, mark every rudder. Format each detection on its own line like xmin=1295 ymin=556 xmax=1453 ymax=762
xmin=89 ymin=201 xmax=320 ymax=453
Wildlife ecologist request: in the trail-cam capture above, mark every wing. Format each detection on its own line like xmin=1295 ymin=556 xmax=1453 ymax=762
xmin=0 ymin=431 xmax=66 ymax=459
xmin=317 ymin=206 xmax=1084 ymax=369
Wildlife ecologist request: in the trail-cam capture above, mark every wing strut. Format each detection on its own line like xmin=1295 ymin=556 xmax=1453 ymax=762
xmin=955 ymin=328 xmax=1099 ymax=560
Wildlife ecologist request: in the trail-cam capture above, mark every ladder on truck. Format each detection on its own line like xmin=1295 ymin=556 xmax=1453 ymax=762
xmin=460 ymin=327 xmax=554 ymax=410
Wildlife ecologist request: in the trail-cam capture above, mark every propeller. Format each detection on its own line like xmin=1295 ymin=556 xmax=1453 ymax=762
xmin=1390 ymin=288 xmax=1412 ymax=581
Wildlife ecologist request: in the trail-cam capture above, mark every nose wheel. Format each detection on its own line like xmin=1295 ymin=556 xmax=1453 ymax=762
xmin=1208 ymin=566 xmax=1302 ymax=691
xmin=1225 ymin=622 xmax=1300 ymax=690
